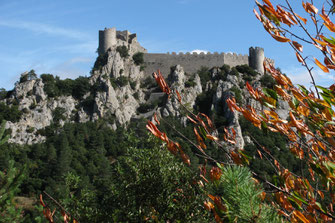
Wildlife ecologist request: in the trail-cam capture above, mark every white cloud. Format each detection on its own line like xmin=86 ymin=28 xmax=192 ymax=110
xmin=0 ymin=20 xmax=90 ymax=40
xmin=190 ymin=49 xmax=209 ymax=54
xmin=283 ymin=67 xmax=335 ymax=88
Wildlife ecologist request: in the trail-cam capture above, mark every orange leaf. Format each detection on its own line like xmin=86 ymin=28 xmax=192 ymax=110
xmin=318 ymin=190 xmax=325 ymax=200
xmin=254 ymin=8 xmax=262 ymax=21
xmin=314 ymin=57 xmax=330 ymax=73
xmin=187 ymin=115 xmax=197 ymax=124
xmin=200 ymin=113 xmax=214 ymax=129
xmin=312 ymin=38 xmax=328 ymax=47
xmin=324 ymin=57 xmax=335 ymax=69
xmin=179 ymin=149 xmax=190 ymax=166
xmin=257 ymin=149 xmax=263 ymax=159
xmin=292 ymin=41 xmax=303 ymax=52
xmin=274 ymin=159 xmax=280 ymax=170
xmin=293 ymin=210 xmax=310 ymax=223
xmin=210 ymin=167 xmax=222 ymax=181
xmin=176 ymin=90 xmax=181 ymax=102
xmin=154 ymin=113 xmax=160 ymax=125
xmin=295 ymin=13 xmax=307 ymax=24
xmin=271 ymin=33 xmax=291 ymax=43
xmin=204 ymin=201 xmax=214 ymax=211
xmin=194 ymin=127 xmax=207 ymax=149
xmin=39 ymin=194 xmax=46 ymax=207
xmin=206 ymin=134 xmax=219 ymax=141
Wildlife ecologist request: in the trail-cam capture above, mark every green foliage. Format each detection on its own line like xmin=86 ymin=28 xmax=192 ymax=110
xmin=0 ymin=103 xmax=22 ymax=123
xmin=0 ymin=126 xmax=26 ymax=223
xmin=132 ymin=52 xmax=144 ymax=65
xmin=105 ymin=135 xmax=210 ymax=222
xmin=40 ymin=74 xmax=90 ymax=100
xmin=72 ymin=76 xmax=90 ymax=100
xmin=260 ymin=74 xmax=276 ymax=89
xmin=116 ymin=46 xmax=129 ymax=58
xmin=185 ymin=75 xmax=196 ymax=87
xmin=140 ymin=76 xmax=156 ymax=89
xmin=137 ymin=102 xmax=157 ymax=113
xmin=0 ymin=160 xmax=26 ymax=223
xmin=130 ymin=80 xmax=136 ymax=90
xmin=110 ymin=76 xmax=130 ymax=88
xmin=235 ymin=65 xmax=259 ymax=82
xmin=197 ymin=66 xmax=211 ymax=89
xmin=133 ymin=92 xmax=139 ymax=100
xmin=236 ymin=64 xmax=259 ymax=76
xmin=195 ymin=86 xmax=216 ymax=115
xmin=221 ymin=64 xmax=231 ymax=74
xmin=239 ymin=116 xmax=305 ymax=181
xmin=230 ymin=86 xmax=242 ymax=105
xmin=92 ymin=52 xmax=108 ymax=72
xmin=0 ymin=88 xmax=8 ymax=100
xmin=19 ymin=70 xmax=37 ymax=83
xmin=208 ymin=165 xmax=281 ymax=222
xmin=52 ymin=107 xmax=66 ymax=123
xmin=230 ymin=67 xmax=239 ymax=77
xmin=0 ymin=121 xmax=9 ymax=146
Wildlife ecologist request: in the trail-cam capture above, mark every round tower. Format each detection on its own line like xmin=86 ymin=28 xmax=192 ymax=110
xmin=98 ymin=28 xmax=117 ymax=55
xmin=249 ymin=47 xmax=265 ymax=74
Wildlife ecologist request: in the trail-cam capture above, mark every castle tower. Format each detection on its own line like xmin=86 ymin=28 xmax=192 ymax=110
xmin=98 ymin=28 xmax=117 ymax=55
xmin=249 ymin=47 xmax=265 ymax=74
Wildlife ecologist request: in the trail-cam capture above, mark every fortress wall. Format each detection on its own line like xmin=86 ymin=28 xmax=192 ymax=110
xmin=143 ymin=52 xmax=249 ymax=77
xmin=223 ymin=53 xmax=249 ymax=67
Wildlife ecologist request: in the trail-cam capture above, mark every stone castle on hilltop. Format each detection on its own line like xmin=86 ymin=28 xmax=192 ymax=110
xmin=98 ymin=27 xmax=269 ymax=76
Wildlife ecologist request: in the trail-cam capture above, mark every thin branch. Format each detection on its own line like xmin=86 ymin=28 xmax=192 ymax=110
xmin=43 ymin=191 xmax=79 ymax=222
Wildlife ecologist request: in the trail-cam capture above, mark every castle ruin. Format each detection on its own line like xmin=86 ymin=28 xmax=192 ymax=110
xmin=98 ymin=28 xmax=269 ymax=76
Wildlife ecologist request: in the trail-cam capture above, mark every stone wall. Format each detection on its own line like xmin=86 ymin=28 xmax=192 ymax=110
xmin=143 ymin=52 xmax=249 ymax=77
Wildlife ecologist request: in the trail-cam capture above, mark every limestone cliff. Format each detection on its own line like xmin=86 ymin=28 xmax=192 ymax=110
xmin=1 ymin=48 xmax=288 ymax=147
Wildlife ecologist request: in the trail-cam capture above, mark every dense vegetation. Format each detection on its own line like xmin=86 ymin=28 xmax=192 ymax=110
xmin=40 ymin=74 xmax=90 ymax=100
xmin=0 ymin=119 xmax=213 ymax=222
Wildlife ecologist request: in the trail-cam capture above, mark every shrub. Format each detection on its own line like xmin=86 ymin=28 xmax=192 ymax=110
xmin=260 ymin=74 xmax=276 ymax=89
xmin=185 ymin=76 xmax=196 ymax=87
xmin=140 ymin=76 xmax=156 ymax=89
xmin=52 ymin=107 xmax=66 ymax=123
xmin=197 ymin=66 xmax=211 ymax=89
xmin=116 ymin=46 xmax=129 ymax=58
xmin=137 ymin=103 xmax=155 ymax=113
xmin=230 ymin=86 xmax=242 ymax=104
xmin=92 ymin=53 xmax=108 ymax=72
xmin=207 ymin=165 xmax=281 ymax=222
xmin=133 ymin=92 xmax=139 ymax=100
xmin=132 ymin=52 xmax=144 ymax=65
xmin=0 ymin=103 xmax=22 ymax=123
xmin=235 ymin=64 xmax=259 ymax=76
xmin=230 ymin=67 xmax=239 ymax=77
xmin=130 ymin=81 xmax=136 ymax=90
xmin=0 ymin=88 xmax=7 ymax=100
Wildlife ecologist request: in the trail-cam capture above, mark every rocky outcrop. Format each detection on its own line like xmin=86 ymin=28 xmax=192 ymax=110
xmin=160 ymin=65 xmax=202 ymax=117
xmin=2 ymin=48 xmax=288 ymax=147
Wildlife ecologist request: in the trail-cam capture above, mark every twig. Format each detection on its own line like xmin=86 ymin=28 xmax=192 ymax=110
xmin=43 ymin=191 xmax=79 ymax=222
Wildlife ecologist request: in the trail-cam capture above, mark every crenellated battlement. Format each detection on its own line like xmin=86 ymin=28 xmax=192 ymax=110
xmin=143 ymin=51 xmax=250 ymax=76
xmin=98 ymin=28 xmax=273 ymax=76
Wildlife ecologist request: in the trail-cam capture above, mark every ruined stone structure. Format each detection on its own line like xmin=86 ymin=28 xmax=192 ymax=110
xmin=98 ymin=27 xmax=147 ymax=55
xmin=98 ymin=28 xmax=270 ymax=77
xmin=143 ymin=52 xmax=250 ymax=77
xmin=249 ymin=47 xmax=265 ymax=74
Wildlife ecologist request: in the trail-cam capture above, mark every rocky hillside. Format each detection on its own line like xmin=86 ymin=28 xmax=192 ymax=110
xmin=0 ymin=46 xmax=289 ymax=145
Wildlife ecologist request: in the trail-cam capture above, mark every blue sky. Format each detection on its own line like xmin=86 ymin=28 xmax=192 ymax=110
xmin=0 ymin=0 xmax=333 ymax=90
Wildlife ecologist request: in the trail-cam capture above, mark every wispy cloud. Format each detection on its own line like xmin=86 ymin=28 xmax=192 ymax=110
xmin=284 ymin=67 xmax=334 ymax=88
xmin=0 ymin=20 xmax=90 ymax=40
